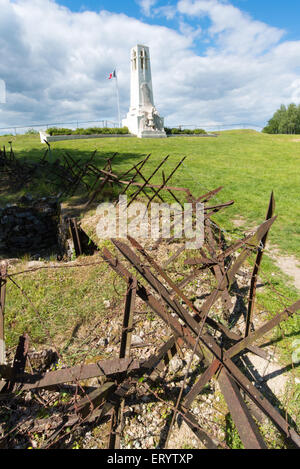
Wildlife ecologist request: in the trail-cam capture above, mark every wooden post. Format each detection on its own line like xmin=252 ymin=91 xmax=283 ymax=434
xmin=0 ymin=261 xmax=8 ymax=365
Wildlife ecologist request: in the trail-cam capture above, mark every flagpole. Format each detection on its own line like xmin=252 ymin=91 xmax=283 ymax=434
xmin=114 ymin=69 xmax=121 ymax=128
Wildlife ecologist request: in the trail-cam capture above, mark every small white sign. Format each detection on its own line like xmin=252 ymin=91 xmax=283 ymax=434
xmin=0 ymin=79 xmax=6 ymax=103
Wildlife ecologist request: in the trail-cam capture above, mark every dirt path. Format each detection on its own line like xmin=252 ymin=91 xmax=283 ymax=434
xmin=232 ymin=217 xmax=300 ymax=292
xmin=267 ymin=247 xmax=300 ymax=291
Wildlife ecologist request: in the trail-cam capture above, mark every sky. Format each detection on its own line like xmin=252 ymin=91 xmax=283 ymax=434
xmin=1 ymin=0 xmax=300 ymax=131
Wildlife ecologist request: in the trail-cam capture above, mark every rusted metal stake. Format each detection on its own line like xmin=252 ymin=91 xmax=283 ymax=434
xmin=5 ymin=333 xmax=29 ymax=393
xmin=108 ymin=277 xmax=137 ymax=449
xmin=69 ymin=218 xmax=83 ymax=257
xmin=218 ymin=368 xmax=267 ymax=449
xmin=245 ymin=192 xmax=275 ymax=336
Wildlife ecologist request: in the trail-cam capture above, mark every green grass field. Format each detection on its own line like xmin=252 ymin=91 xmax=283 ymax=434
xmin=1 ymin=129 xmax=300 ymax=258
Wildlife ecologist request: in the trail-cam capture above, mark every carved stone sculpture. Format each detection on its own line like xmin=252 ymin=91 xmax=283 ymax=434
xmin=122 ymin=45 xmax=166 ymax=138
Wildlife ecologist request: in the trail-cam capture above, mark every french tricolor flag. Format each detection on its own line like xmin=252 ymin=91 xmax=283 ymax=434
xmin=108 ymin=70 xmax=116 ymax=79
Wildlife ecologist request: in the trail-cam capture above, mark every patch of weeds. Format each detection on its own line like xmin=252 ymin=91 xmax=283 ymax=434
xmin=224 ymin=414 xmax=244 ymax=449
xmin=72 ymin=441 xmax=81 ymax=449
xmin=147 ymin=312 xmax=156 ymax=322
xmin=146 ymin=402 xmax=155 ymax=413
xmin=258 ymin=421 xmax=285 ymax=449
xmin=182 ymin=442 xmax=194 ymax=449
xmin=36 ymin=407 xmax=51 ymax=420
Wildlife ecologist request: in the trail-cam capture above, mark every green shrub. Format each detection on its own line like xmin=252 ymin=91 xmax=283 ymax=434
xmin=74 ymin=128 xmax=85 ymax=135
xmin=164 ymin=127 xmax=206 ymax=135
xmin=47 ymin=127 xmax=73 ymax=136
xmin=47 ymin=126 xmax=129 ymax=136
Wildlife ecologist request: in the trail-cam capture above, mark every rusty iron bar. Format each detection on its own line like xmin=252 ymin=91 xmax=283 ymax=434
xmin=204 ymin=220 xmax=233 ymax=312
xmin=227 ymin=299 xmax=300 ymax=358
xmin=145 ymin=157 xmax=186 ymax=210
xmin=187 ymin=186 xmax=224 ymax=204
xmin=127 ymin=155 xmax=170 ymax=208
xmin=3 ymin=333 xmax=29 ymax=393
xmin=68 ymin=218 xmax=83 ymax=257
xmin=85 ymin=154 xmax=189 ymax=208
xmin=8 ymin=357 xmax=141 ymax=391
xmin=85 ymin=173 xmax=111 ymax=207
xmin=108 ymin=400 xmax=124 ymax=449
xmin=184 ymin=220 xmax=275 ymax=268
xmin=42 ymin=334 xmax=195 ymax=448
xmin=41 ymin=381 xmax=116 ymax=448
xmin=225 ymin=217 xmax=277 ymax=288
xmin=182 ymin=359 xmax=221 ymax=409
xmin=110 ymin=239 xmax=212 ymax=340
xmin=159 ymin=199 xmax=235 ymax=268
xmin=196 ymin=217 xmax=277 ymax=320
xmin=164 ymin=216 xmax=247 ymax=447
xmin=42 ymin=337 xmax=182 ymax=447
xmin=119 ymin=277 xmax=137 ymax=360
xmin=127 ymin=235 xmax=209 ymax=321
xmin=162 ymin=169 xmax=184 ymax=207
xmin=153 ymin=186 xmax=225 ymax=251
xmin=84 ymin=154 xmax=118 ymax=205
xmin=128 ymin=159 xmax=166 ymax=205
xmin=101 ymin=248 xmax=205 ymax=359
xmin=106 ymin=334 xmax=219 ymax=449
xmin=125 ymin=235 xmax=261 ymax=360
xmin=111 ymin=238 xmax=272 ymax=353
xmin=108 ymin=277 xmax=137 ymax=449
xmin=179 ymin=409 xmax=219 ymax=449
xmin=117 ymin=155 xmax=152 ymax=198
xmin=217 ymin=369 xmax=268 ymax=449
xmin=0 ymin=261 xmax=7 ymax=365
xmin=71 ymin=382 xmax=115 ymax=420
xmin=245 ymin=192 xmax=275 ymax=336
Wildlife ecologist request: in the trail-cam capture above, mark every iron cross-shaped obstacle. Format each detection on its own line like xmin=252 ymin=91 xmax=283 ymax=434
xmin=96 ymin=189 xmax=299 ymax=450
xmin=100 ymin=218 xmax=300 ymax=449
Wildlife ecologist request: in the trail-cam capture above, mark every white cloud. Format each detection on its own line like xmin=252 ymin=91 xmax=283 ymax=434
xmin=153 ymin=5 xmax=177 ymax=20
xmin=177 ymin=0 xmax=285 ymax=55
xmin=178 ymin=20 xmax=202 ymax=41
xmin=0 ymin=80 xmax=5 ymax=104
xmin=137 ymin=0 xmax=158 ymax=17
xmin=1 ymin=0 xmax=300 ymax=130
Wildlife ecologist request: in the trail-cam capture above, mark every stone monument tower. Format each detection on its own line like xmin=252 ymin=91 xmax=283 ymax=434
xmin=122 ymin=45 xmax=166 ymax=138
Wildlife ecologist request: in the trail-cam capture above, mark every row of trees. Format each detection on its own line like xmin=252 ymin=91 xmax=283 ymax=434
xmin=263 ymin=103 xmax=300 ymax=134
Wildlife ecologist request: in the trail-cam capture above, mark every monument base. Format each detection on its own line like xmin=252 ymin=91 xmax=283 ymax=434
xmin=139 ymin=129 xmax=167 ymax=138
xmin=122 ymin=114 xmax=167 ymax=139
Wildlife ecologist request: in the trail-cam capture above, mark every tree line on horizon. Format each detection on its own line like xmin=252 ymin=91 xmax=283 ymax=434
xmin=263 ymin=103 xmax=300 ymax=134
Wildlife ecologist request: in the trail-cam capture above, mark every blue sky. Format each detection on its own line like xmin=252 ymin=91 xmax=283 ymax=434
xmin=57 ymin=0 xmax=300 ymax=43
xmin=1 ymin=0 xmax=300 ymax=130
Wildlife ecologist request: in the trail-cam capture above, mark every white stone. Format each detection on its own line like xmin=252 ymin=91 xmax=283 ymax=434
xmin=123 ymin=45 xmax=167 ymax=139
xmin=131 ymin=334 xmax=144 ymax=345
xmin=169 ymin=356 xmax=183 ymax=373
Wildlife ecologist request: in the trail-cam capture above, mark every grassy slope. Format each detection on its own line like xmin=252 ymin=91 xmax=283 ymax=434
xmin=1 ymin=129 xmax=300 ymax=257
